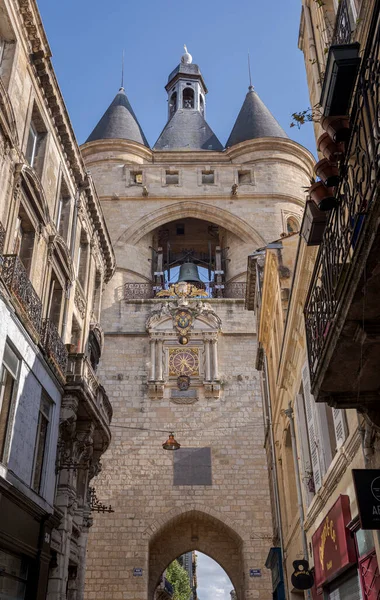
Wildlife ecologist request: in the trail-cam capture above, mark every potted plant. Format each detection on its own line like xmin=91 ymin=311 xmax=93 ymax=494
xmin=314 ymin=159 xmax=340 ymax=187
xmin=320 ymin=115 xmax=350 ymax=143
xmin=317 ymin=132 xmax=345 ymax=162
xmin=309 ymin=181 xmax=337 ymax=211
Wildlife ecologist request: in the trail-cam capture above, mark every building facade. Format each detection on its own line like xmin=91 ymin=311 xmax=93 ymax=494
xmin=82 ymin=47 xmax=314 ymax=600
xmin=252 ymin=0 xmax=380 ymax=599
xmin=0 ymin=1 xmax=114 ymax=599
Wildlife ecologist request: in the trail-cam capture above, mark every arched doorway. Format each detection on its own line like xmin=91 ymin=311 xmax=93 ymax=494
xmin=148 ymin=510 xmax=244 ymax=600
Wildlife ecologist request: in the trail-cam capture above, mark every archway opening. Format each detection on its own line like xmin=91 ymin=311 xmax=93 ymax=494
xmin=154 ymin=551 xmax=234 ymax=600
xmin=148 ymin=510 xmax=244 ymax=600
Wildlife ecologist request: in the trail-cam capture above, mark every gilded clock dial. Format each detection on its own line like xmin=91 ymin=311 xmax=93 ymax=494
xmin=169 ymin=348 xmax=199 ymax=376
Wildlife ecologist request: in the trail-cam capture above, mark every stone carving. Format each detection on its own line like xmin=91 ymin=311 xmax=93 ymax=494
xmin=75 ymin=285 xmax=87 ymax=318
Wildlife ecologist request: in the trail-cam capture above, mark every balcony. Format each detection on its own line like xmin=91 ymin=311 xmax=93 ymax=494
xmin=65 ymin=353 xmax=113 ymax=427
xmin=42 ymin=319 xmax=68 ymax=384
xmin=124 ymin=281 xmax=247 ymax=300
xmin=2 ymin=254 xmax=43 ymax=340
xmin=304 ymin=3 xmax=380 ymax=420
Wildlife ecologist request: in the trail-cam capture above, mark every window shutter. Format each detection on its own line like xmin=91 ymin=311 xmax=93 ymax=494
xmin=301 ymin=361 xmax=323 ymax=492
xmin=332 ymin=407 xmax=348 ymax=450
xmin=295 ymin=393 xmax=314 ymax=506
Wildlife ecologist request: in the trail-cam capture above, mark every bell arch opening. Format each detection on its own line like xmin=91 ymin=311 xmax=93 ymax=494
xmin=148 ymin=510 xmax=244 ymax=600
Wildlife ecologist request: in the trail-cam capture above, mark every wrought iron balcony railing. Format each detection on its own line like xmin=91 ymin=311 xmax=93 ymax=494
xmin=42 ymin=319 xmax=68 ymax=383
xmin=332 ymin=0 xmax=354 ymax=45
xmin=66 ymin=353 xmax=113 ymax=424
xmin=2 ymin=255 xmax=43 ymax=339
xmin=124 ymin=281 xmax=247 ymax=300
xmin=305 ymin=4 xmax=380 ymax=389
xmin=0 ymin=222 xmax=5 ymax=255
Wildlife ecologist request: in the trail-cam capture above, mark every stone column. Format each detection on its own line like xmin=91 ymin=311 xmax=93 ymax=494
xmin=157 ymin=340 xmax=163 ymax=381
xmin=205 ymin=340 xmax=211 ymax=381
xmin=211 ymin=339 xmax=219 ymax=381
xmin=149 ymin=339 xmax=156 ymax=381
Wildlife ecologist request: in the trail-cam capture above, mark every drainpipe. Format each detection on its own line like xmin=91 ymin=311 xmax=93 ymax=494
xmin=61 ymin=188 xmax=80 ymax=341
xmin=263 ymin=355 xmax=289 ymax=598
xmin=302 ymin=0 xmax=322 ymax=96
xmin=284 ymin=404 xmax=309 ymax=563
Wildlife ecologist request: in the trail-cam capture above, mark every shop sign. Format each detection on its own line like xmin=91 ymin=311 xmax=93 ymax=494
xmin=353 ymin=469 xmax=380 ymax=530
xmin=312 ymin=495 xmax=356 ymax=589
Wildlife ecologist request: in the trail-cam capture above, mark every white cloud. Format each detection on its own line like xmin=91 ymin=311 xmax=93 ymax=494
xmin=196 ymin=552 xmax=233 ymax=600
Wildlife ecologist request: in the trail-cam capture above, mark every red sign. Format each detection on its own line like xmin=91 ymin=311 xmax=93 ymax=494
xmin=312 ymin=495 xmax=356 ymax=589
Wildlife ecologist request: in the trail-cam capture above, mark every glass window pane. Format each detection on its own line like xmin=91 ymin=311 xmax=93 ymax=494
xmin=356 ymin=528 xmax=374 ymax=557
xmin=32 ymin=412 xmax=48 ymax=492
xmin=3 ymin=344 xmax=19 ymax=378
xmin=0 ymin=368 xmax=15 ymax=461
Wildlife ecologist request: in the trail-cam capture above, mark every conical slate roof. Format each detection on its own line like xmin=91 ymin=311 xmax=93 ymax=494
xmin=226 ymin=86 xmax=288 ymax=147
xmin=154 ymin=109 xmax=223 ymax=151
xmin=86 ymin=88 xmax=149 ymax=147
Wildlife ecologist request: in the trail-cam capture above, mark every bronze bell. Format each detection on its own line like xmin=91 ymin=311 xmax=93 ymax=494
xmin=177 ymin=262 xmax=203 ymax=284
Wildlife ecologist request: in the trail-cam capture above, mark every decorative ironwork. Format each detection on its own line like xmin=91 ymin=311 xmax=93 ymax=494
xmin=305 ymin=5 xmax=380 ymax=387
xmin=2 ymin=255 xmax=43 ymax=337
xmin=88 ymin=486 xmax=114 ymax=513
xmin=124 ymin=282 xmax=155 ymax=300
xmin=74 ymin=284 xmax=87 ymax=318
xmin=42 ymin=319 xmax=68 ymax=382
xmin=0 ymin=222 xmax=5 ymax=254
xmin=332 ymin=0 xmax=353 ymax=45
xmin=66 ymin=354 xmax=113 ymax=424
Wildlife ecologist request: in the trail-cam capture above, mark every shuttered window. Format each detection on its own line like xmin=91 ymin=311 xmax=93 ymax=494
xmin=327 ymin=571 xmax=362 ymax=600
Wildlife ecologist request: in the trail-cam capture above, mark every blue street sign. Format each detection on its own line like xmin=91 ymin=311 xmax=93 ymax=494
xmin=133 ymin=568 xmax=143 ymax=576
xmin=250 ymin=569 xmax=262 ymax=577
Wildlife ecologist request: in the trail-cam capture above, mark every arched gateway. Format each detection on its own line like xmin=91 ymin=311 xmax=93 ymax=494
xmin=82 ymin=48 xmax=314 ymax=600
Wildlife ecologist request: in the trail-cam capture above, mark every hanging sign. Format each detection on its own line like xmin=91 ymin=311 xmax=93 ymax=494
xmin=353 ymin=469 xmax=380 ymax=530
xmin=133 ymin=568 xmax=143 ymax=577
xmin=291 ymin=560 xmax=314 ymax=590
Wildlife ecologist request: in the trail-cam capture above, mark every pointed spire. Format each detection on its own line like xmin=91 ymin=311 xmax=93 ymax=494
xmin=226 ymin=87 xmax=288 ymax=148
xmin=86 ymin=88 xmax=149 ymax=147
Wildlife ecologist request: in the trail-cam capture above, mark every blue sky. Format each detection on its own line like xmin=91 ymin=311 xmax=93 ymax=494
xmin=37 ymin=0 xmax=316 ymax=154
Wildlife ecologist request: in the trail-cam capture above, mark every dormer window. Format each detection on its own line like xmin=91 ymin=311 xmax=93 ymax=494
xmin=169 ymin=92 xmax=177 ymax=119
xmin=183 ymin=87 xmax=194 ymax=109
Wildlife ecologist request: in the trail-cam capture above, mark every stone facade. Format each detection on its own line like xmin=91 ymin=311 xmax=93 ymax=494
xmin=0 ymin=1 xmax=114 ymax=598
xmin=82 ymin=56 xmax=314 ymax=599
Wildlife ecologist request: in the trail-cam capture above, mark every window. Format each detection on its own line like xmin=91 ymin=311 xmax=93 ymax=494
xmin=169 ymin=92 xmax=177 ymax=118
xmin=0 ymin=343 xmax=20 ymax=463
xmin=131 ymin=171 xmax=143 ymax=185
xmin=183 ymin=87 xmax=194 ymax=109
xmin=77 ymin=234 xmax=89 ymax=290
xmin=56 ymin=179 xmax=71 ymax=243
xmin=238 ymin=170 xmax=251 ymax=184
xmin=287 ymin=217 xmax=299 ymax=234
xmin=0 ymin=34 xmax=16 ymax=89
xmin=176 ymin=223 xmax=185 ymax=236
xmin=202 ymin=170 xmax=214 ymax=185
xmin=47 ymin=275 xmax=64 ymax=332
xmin=165 ymin=170 xmax=179 ymax=185
xmin=32 ymin=394 xmax=51 ymax=493
xmin=0 ymin=549 xmax=28 ymax=600
xmin=13 ymin=210 xmax=35 ymax=275
xmin=25 ymin=104 xmax=47 ymax=176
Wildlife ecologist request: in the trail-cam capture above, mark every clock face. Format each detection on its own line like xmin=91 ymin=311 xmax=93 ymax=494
xmin=169 ymin=348 xmax=199 ymax=376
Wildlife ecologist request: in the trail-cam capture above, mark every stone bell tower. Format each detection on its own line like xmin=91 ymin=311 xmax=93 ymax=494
xmin=81 ymin=48 xmax=314 ymax=600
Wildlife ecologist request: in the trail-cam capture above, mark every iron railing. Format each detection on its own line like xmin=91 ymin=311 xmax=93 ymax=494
xmin=0 ymin=222 xmax=5 ymax=255
xmin=332 ymin=0 xmax=354 ymax=45
xmin=66 ymin=353 xmax=113 ymax=424
xmin=42 ymin=319 xmax=68 ymax=383
xmin=2 ymin=255 xmax=43 ymax=338
xmin=124 ymin=281 xmax=247 ymax=300
xmin=305 ymin=3 xmax=380 ymax=386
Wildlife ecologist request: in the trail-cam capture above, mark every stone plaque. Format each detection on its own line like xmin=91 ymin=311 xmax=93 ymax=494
xmin=173 ymin=448 xmax=212 ymax=486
